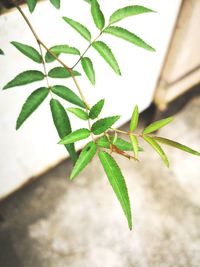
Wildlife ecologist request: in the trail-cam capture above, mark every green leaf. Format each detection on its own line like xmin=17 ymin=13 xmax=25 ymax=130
xmin=11 ymin=41 xmax=42 ymax=63
xmin=16 ymin=87 xmax=49 ymax=130
xmin=67 ymin=107 xmax=88 ymax=120
xmin=143 ymin=117 xmax=173 ymax=135
xmin=45 ymin=45 xmax=80 ymax=63
xmin=81 ymin=57 xmax=95 ymax=85
xmin=109 ymin=5 xmax=155 ymax=24
xmin=129 ymin=134 xmax=139 ymax=159
xmin=48 ymin=67 xmax=81 ymax=78
xmin=59 ymin=128 xmax=90 ymax=145
xmin=92 ymin=41 xmax=121 ymax=75
xmin=91 ymin=0 xmax=105 ymax=30
xmin=50 ymin=99 xmax=77 ymax=163
xmin=130 ymin=105 xmax=139 ymax=132
xmin=70 ymin=141 xmax=97 ymax=180
xmin=91 ymin=116 xmax=120 ymax=135
xmin=89 ymin=99 xmax=104 ymax=119
xmin=51 ymin=85 xmax=85 ymax=108
xmin=104 ymin=26 xmax=155 ymax=52
xmin=96 ymin=136 xmax=143 ymax=152
xmin=26 ymin=0 xmax=37 ymax=13
xmin=98 ymin=151 xmax=132 ymax=230
xmin=49 ymin=0 xmax=60 ymax=9
xmin=143 ymin=135 xmax=169 ymax=167
xmin=3 ymin=70 xmax=44 ymax=90
xmin=63 ymin=17 xmax=91 ymax=41
xmin=153 ymin=137 xmax=200 ymax=157
xmin=0 ymin=48 xmax=4 ymax=55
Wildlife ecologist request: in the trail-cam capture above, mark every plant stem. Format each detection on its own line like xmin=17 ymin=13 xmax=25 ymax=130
xmin=72 ymin=30 xmax=103 ymax=69
xmin=14 ymin=2 xmax=90 ymax=109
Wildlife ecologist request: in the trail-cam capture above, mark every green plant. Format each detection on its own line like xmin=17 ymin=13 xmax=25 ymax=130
xmin=1 ymin=0 xmax=200 ymax=230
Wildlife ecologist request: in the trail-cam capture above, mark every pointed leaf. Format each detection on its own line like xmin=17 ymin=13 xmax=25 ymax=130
xmin=81 ymin=57 xmax=95 ymax=85
xmin=26 ymin=0 xmax=37 ymax=13
xmin=50 ymin=99 xmax=77 ymax=163
xmin=45 ymin=45 xmax=80 ymax=63
xmin=97 ymin=136 xmax=143 ymax=152
xmin=70 ymin=141 xmax=97 ymax=180
xmin=143 ymin=117 xmax=173 ymax=135
xmin=98 ymin=151 xmax=132 ymax=230
xmin=91 ymin=116 xmax=120 ymax=135
xmin=48 ymin=67 xmax=81 ymax=78
xmin=16 ymin=87 xmax=49 ymax=130
xmin=109 ymin=5 xmax=155 ymax=24
xmin=104 ymin=26 xmax=155 ymax=52
xmin=63 ymin=17 xmax=91 ymax=41
xmin=91 ymin=0 xmax=105 ymax=30
xmin=59 ymin=128 xmax=90 ymax=145
xmin=153 ymin=137 xmax=200 ymax=157
xmin=129 ymin=134 xmax=139 ymax=159
xmin=11 ymin=41 xmax=42 ymax=63
xmin=67 ymin=107 xmax=88 ymax=120
xmin=49 ymin=0 xmax=60 ymax=9
xmin=143 ymin=135 xmax=169 ymax=167
xmin=0 ymin=48 xmax=4 ymax=55
xmin=3 ymin=70 xmax=44 ymax=90
xmin=51 ymin=85 xmax=85 ymax=108
xmin=92 ymin=41 xmax=121 ymax=75
xmin=130 ymin=105 xmax=139 ymax=132
xmin=89 ymin=99 xmax=104 ymax=119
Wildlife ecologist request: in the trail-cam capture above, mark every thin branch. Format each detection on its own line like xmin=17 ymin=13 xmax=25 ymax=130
xmin=72 ymin=30 xmax=103 ymax=69
xmin=14 ymin=2 xmax=90 ymax=109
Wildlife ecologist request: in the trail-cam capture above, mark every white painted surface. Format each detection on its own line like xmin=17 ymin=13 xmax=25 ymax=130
xmin=0 ymin=0 xmax=182 ymax=199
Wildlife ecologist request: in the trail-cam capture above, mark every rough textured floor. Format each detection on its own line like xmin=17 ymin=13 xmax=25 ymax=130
xmin=0 ymin=95 xmax=200 ymax=267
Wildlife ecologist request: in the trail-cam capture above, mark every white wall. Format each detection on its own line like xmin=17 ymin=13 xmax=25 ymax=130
xmin=0 ymin=0 xmax=182 ymax=199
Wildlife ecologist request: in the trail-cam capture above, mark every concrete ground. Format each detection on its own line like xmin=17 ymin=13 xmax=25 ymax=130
xmin=0 ymin=93 xmax=200 ymax=267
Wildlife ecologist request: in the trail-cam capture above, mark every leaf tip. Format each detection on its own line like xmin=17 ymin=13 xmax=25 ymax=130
xmin=15 ymin=123 xmax=20 ymax=130
xmin=69 ymin=173 xmax=74 ymax=180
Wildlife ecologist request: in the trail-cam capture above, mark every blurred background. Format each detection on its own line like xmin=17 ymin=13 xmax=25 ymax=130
xmin=0 ymin=0 xmax=200 ymax=266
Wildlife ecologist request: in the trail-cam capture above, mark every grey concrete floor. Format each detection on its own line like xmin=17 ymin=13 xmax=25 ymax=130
xmin=0 ymin=95 xmax=200 ymax=267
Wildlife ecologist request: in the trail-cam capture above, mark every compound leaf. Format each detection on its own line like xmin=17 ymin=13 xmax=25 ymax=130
xmin=98 ymin=151 xmax=132 ymax=230
xmin=49 ymin=0 xmax=60 ymax=9
xmin=70 ymin=141 xmax=97 ymax=180
xmin=153 ymin=137 xmax=200 ymax=156
xmin=91 ymin=0 xmax=105 ymax=30
xmin=3 ymin=70 xmax=44 ymax=90
xmin=0 ymin=48 xmax=4 ymax=55
xmin=50 ymin=99 xmax=77 ymax=163
xmin=89 ymin=99 xmax=104 ymax=119
xmin=48 ymin=67 xmax=81 ymax=78
xmin=92 ymin=41 xmax=121 ymax=75
xmin=109 ymin=5 xmax=155 ymax=24
xmin=143 ymin=135 xmax=169 ymax=167
xmin=143 ymin=117 xmax=173 ymax=135
xmin=26 ymin=0 xmax=37 ymax=13
xmin=63 ymin=17 xmax=91 ymax=41
xmin=45 ymin=45 xmax=80 ymax=63
xmin=11 ymin=41 xmax=42 ymax=63
xmin=104 ymin=26 xmax=155 ymax=52
xmin=67 ymin=107 xmax=88 ymax=120
xmin=16 ymin=87 xmax=49 ymax=130
xmin=91 ymin=116 xmax=120 ymax=135
xmin=59 ymin=128 xmax=90 ymax=145
xmin=130 ymin=105 xmax=139 ymax=132
xmin=51 ymin=85 xmax=85 ymax=108
xmin=81 ymin=57 xmax=95 ymax=85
